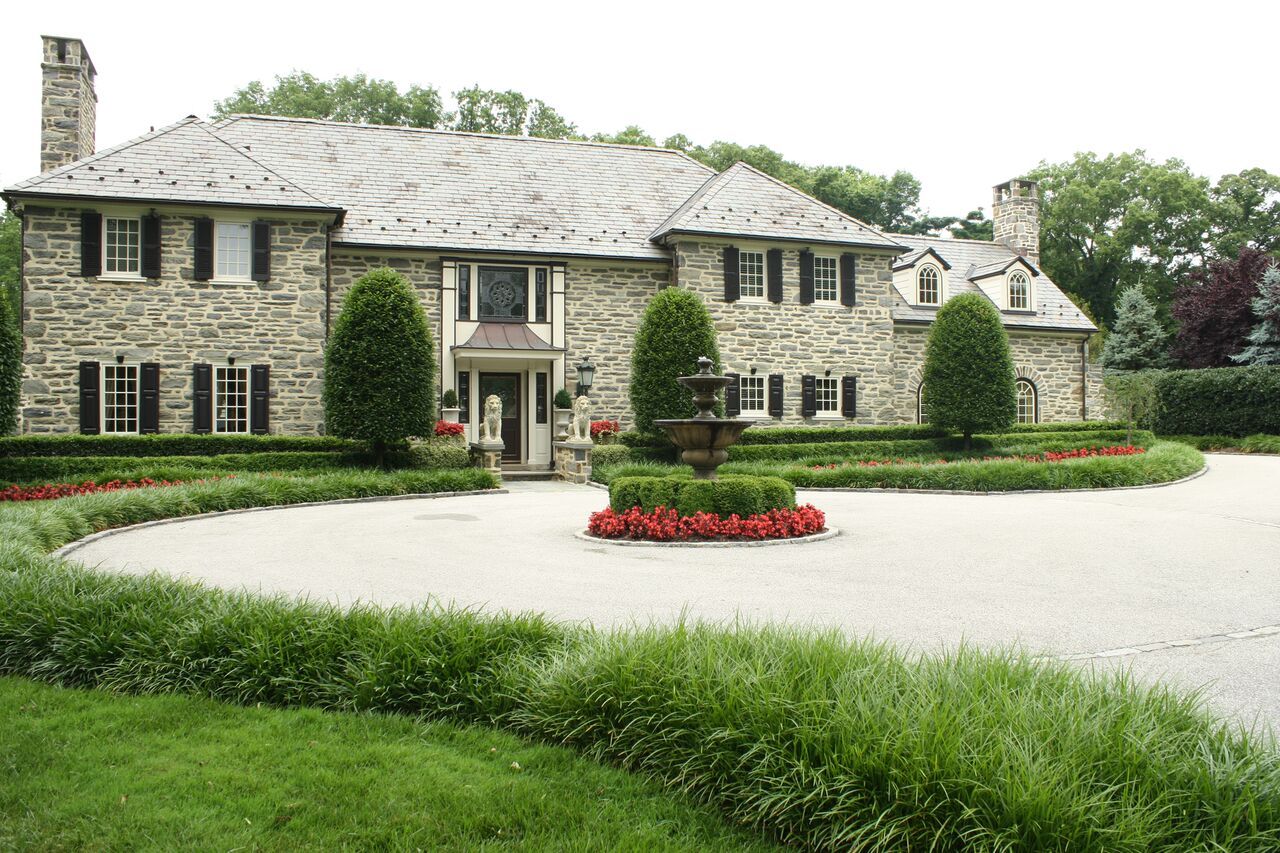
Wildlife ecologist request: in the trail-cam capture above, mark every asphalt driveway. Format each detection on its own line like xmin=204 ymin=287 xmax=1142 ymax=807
xmin=66 ymin=454 xmax=1280 ymax=729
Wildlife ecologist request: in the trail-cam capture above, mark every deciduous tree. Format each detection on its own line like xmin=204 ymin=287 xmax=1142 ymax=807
xmin=1171 ymin=248 xmax=1271 ymax=368
xmin=213 ymin=71 xmax=445 ymax=128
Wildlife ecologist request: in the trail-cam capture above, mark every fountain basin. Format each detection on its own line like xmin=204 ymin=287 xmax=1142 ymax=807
xmin=654 ymin=418 xmax=753 ymax=480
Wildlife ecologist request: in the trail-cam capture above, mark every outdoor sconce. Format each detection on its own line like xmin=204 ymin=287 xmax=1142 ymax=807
xmin=576 ymin=356 xmax=596 ymax=397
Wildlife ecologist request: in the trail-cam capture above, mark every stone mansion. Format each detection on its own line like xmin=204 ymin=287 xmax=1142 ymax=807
xmin=5 ymin=36 xmax=1098 ymax=466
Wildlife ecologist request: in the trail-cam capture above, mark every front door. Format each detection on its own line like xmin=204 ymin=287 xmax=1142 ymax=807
xmin=478 ymin=372 xmax=522 ymax=462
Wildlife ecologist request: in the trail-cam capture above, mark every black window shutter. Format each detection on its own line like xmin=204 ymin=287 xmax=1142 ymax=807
xmin=193 ymin=218 xmax=214 ymax=281
xmin=250 ymin=364 xmax=270 ymax=434
xmin=78 ymin=361 xmax=101 ymax=434
xmin=840 ymin=253 xmax=857 ymax=307
xmin=842 ymin=375 xmax=857 ymax=418
xmin=766 ymin=249 xmax=783 ymax=303
xmin=251 ymin=221 xmax=271 ymax=282
xmin=723 ymin=246 xmax=740 ymax=302
xmin=768 ymin=374 xmax=784 ymax=418
xmin=141 ymin=214 xmax=162 ymax=279
xmin=192 ymin=363 xmax=212 ymax=433
xmin=724 ymin=372 xmax=741 ymax=417
xmin=798 ymin=250 xmax=815 ymax=305
xmin=801 ymin=374 xmax=817 ymax=417
xmin=139 ymin=363 xmax=160 ymax=434
xmin=80 ymin=212 xmax=102 ymax=277
xmin=457 ymin=371 xmax=470 ymax=423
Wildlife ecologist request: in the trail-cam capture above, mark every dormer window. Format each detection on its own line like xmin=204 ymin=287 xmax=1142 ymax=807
xmin=917 ymin=265 xmax=941 ymax=305
xmin=1008 ymin=271 xmax=1030 ymax=310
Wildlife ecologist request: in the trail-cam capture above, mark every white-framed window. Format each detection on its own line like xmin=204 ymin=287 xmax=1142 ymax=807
xmin=215 ymin=222 xmax=252 ymax=281
xmin=1016 ymin=379 xmax=1038 ymax=424
xmin=214 ymin=365 xmax=250 ymax=433
xmin=739 ymin=251 xmax=765 ymax=299
xmin=101 ymin=363 xmax=139 ymax=434
xmin=917 ymin=265 xmax=941 ymax=305
xmin=814 ymin=256 xmax=838 ymax=302
xmin=103 ymin=217 xmax=141 ymax=277
xmin=916 ymin=382 xmax=928 ymax=424
xmin=1008 ymin=271 xmax=1030 ymax=310
xmin=740 ymin=375 xmax=766 ymax=416
xmin=815 ymin=377 xmax=839 ymax=415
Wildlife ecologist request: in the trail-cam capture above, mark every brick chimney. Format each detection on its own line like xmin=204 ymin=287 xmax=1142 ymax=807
xmin=40 ymin=35 xmax=97 ymax=173
xmin=992 ymin=178 xmax=1039 ymax=265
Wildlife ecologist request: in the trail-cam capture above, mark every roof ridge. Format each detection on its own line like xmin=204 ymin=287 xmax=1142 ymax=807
xmin=197 ymin=122 xmax=336 ymax=208
xmin=8 ymin=116 xmax=204 ymax=189
xmin=729 ymin=161 xmax=900 ymax=244
xmin=648 ymin=169 xmax=729 ymax=240
xmin=886 ymin=231 xmax=1004 ymax=248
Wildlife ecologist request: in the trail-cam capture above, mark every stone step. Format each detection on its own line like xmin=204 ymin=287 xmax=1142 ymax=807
xmin=501 ymin=469 xmax=557 ymax=481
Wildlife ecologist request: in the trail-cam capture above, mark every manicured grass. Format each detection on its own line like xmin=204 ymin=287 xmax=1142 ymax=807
xmin=1163 ymin=433 xmax=1280 ymax=454
xmin=0 ymin=676 xmax=772 ymax=852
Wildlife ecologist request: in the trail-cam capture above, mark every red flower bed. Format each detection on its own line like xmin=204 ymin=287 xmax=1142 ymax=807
xmin=590 ymin=419 xmax=621 ymax=439
xmin=810 ymin=445 xmax=1146 ymax=470
xmin=0 ymin=476 xmax=223 ymax=502
xmin=587 ymin=504 xmax=826 ymax=542
xmin=434 ymin=420 xmax=465 ymax=437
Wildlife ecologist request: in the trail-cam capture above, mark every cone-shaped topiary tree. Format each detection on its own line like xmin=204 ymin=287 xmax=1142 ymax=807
xmin=922 ymin=293 xmax=1017 ymax=449
xmin=1102 ymin=286 xmax=1169 ymax=370
xmin=630 ymin=287 xmax=720 ymax=435
xmin=324 ymin=267 xmax=434 ymax=466
xmin=1232 ymin=265 xmax=1280 ymax=366
xmin=0 ymin=295 xmax=20 ymax=435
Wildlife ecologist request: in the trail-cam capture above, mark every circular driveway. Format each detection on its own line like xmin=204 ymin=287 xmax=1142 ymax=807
xmin=69 ymin=454 xmax=1280 ymax=728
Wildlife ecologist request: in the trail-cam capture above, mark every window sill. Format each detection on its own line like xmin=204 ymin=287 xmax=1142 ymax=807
xmin=96 ymin=275 xmax=148 ymax=283
xmin=810 ymin=414 xmax=845 ymax=421
xmin=209 ymin=278 xmax=257 ymax=287
xmin=737 ymin=413 xmax=772 ymax=422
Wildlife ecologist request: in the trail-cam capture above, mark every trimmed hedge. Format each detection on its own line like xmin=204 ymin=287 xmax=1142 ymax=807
xmin=0 ymin=434 xmax=360 ymax=458
xmin=738 ymin=424 xmax=945 ymax=444
xmin=609 ymin=474 xmax=795 ymax=518
xmin=0 ymin=452 xmax=362 ymax=485
xmin=1147 ymin=366 xmax=1280 ymax=436
xmin=1163 ymin=434 xmax=1280 ymax=454
xmin=726 ymin=430 xmax=1152 ymax=464
xmin=922 ymin=293 xmax=1017 ymax=441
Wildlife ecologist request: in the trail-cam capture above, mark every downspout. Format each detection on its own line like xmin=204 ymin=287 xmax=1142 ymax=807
xmin=324 ymin=223 xmax=333 ymax=342
xmin=1080 ymin=337 xmax=1088 ymax=420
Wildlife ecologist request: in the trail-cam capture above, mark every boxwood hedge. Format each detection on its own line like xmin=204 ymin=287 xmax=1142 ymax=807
xmin=0 ymin=433 xmax=361 ymax=458
xmin=609 ymin=474 xmax=795 ymax=518
xmin=1148 ymin=366 xmax=1280 ymax=436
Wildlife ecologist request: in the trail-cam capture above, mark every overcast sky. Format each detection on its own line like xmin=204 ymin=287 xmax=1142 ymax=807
xmin=4 ymin=1 xmax=1277 ymax=219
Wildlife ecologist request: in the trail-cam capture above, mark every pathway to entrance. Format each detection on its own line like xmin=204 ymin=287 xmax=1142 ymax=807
xmin=68 ymin=455 xmax=1280 ymax=729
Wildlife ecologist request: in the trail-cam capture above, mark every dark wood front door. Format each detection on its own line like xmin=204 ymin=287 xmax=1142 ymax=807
xmin=478 ymin=372 xmax=521 ymax=462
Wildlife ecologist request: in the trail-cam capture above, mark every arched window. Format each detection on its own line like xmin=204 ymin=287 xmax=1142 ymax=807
xmin=916 ymin=382 xmax=928 ymax=424
xmin=917 ymin=265 xmax=941 ymax=305
xmin=1008 ymin=271 xmax=1030 ymax=310
xmin=1016 ymin=378 xmax=1038 ymax=424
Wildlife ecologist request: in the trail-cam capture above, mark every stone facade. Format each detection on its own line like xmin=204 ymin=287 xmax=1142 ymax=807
xmin=992 ymin=180 xmax=1040 ymax=265
xmin=673 ymin=239 xmax=900 ymax=425
xmin=330 ymin=250 xmax=442 ymax=336
xmin=40 ymin=36 xmax=96 ymax=173
xmin=19 ymin=205 xmax=331 ymax=434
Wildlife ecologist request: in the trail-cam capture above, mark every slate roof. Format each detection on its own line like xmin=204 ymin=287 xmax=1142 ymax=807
xmin=455 ymin=323 xmax=562 ymax=351
xmin=649 ymin=162 xmax=906 ymax=251
xmin=887 ymin=233 xmax=1096 ymax=333
xmin=3 ymin=117 xmax=338 ymax=213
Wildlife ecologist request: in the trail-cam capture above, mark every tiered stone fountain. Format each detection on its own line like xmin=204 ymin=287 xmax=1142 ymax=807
xmin=654 ymin=357 xmax=752 ymax=480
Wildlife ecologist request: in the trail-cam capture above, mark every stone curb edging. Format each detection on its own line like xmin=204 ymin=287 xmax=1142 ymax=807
xmin=1052 ymin=624 xmax=1280 ymax=663
xmin=53 ymin=488 xmax=509 ymax=559
xmin=574 ymin=527 xmax=840 ymax=548
xmin=797 ymin=463 xmax=1209 ymax=496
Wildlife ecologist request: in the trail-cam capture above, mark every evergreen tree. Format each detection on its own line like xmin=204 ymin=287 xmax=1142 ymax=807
xmin=921 ymin=293 xmax=1017 ymax=449
xmin=1232 ymin=264 xmax=1280 ymax=365
xmin=324 ymin=268 xmax=434 ymax=466
xmin=1101 ymin=286 xmax=1169 ymax=370
xmin=0 ymin=293 xmax=20 ymax=435
xmin=629 ymin=288 xmax=720 ymax=435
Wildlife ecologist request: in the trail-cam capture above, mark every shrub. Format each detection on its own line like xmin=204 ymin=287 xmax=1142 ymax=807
xmin=433 ymin=420 xmax=465 ymax=437
xmin=1148 ymin=365 xmax=1280 ymax=436
xmin=553 ymin=388 xmax=574 ymax=410
xmin=738 ymin=424 xmax=945 ymax=444
xmin=440 ymin=388 xmax=459 ymax=409
xmin=590 ymin=420 xmax=621 ymax=441
xmin=629 ymin=289 xmax=720 ymax=434
xmin=921 ymin=294 xmax=1017 ymax=447
xmin=589 ymin=444 xmax=633 ymax=468
xmin=0 ymin=292 xmax=19 ymax=436
xmin=408 ymin=436 xmax=471 ymax=470
xmin=609 ymin=474 xmax=794 ymax=518
xmin=324 ymin=268 xmax=435 ymax=464
xmin=1164 ymin=434 xmax=1280 ymax=454
xmin=0 ymin=433 xmax=358 ymax=458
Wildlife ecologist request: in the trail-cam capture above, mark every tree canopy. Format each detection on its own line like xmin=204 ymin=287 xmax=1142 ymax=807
xmin=1171 ymin=248 xmax=1273 ymax=368
xmin=1232 ymin=265 xmax=1280 ymax=366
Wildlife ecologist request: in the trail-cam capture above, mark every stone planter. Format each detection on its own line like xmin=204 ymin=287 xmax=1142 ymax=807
xmin=440 ymin=407 xmax=461 ymax=424
xmin=553 ymin=407 xmax=572 ymax=441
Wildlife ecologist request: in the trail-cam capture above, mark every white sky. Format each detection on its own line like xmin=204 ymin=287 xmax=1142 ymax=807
xmin=3 ymin=0 xmax=1278 ymax=219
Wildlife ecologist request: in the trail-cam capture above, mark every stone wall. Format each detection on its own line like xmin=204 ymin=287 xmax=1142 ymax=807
xmin=19 ymin=205 xmax=330 ymax=434
xmin=891 ymin=325 xmax=1094 ymax=423
xmin=40 ymin=37 xmax=96 ymax=172
xmin=673 ymin=239 xmax=900 ymax=425
xmin=329 ymin=251 xmax=442 ymax=336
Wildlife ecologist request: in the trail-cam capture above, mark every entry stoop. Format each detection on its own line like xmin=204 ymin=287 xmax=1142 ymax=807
xmin=500 ymin=465 xmax=557 ymax=482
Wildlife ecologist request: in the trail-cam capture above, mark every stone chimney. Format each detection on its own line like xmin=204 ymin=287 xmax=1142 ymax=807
xmin=992 ymin=178 xmax=1039 ymax=265
xmin=40 ymin=35 xmax=97 ymax=173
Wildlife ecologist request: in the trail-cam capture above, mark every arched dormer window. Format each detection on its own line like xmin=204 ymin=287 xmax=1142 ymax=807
xmin=916 ymin=382 xmax=928 ymax=424
xmin=1008 ymin=270 xmax=1030 ymax=310
xmin=1016 ymin=378 xmax=1038 ymax=423
xmin=917 ymin=265 xmax=941 ymax=306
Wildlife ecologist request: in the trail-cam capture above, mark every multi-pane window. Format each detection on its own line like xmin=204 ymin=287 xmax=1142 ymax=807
xmin=1008 ymin=271 xmax=1030 ymax=310
xmin=1016 ymin=379 xmax=1038 ymax=424
xmin=916 ymin=383 xmax=928 ymax=424
xmin=478 ymin=266 xmax=528 ymax=320
xmin=917 ymin=265 xmax=941 ymax=305
xmin=814 ymin=256 xmax=838 ymax=302
xmin=104 ymin=217 xmax=141 ymax=276
xmin=101 ymin=364 xmax=138 ymax=433
xmin=815 ymin=377 xmax=839 ymax=414
xmin=739 ymin=375 xmax=766 ymax=415
xmin=215 ymin=222 xmax=252 ymax=280
xmin=739 ymin=251 xmax=765 ymax=299
xmin=214 ymin=366 xmax=249 ymax=433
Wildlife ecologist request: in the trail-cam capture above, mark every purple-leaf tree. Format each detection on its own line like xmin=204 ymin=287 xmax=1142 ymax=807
xmin=1171 ymin=248 xmax=1273 ymax=368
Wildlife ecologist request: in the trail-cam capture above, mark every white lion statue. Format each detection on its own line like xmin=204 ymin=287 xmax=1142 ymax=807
xmin=568 ymin=395 xmax=591 ymax=442
xmin=481 ymin=394 xmax=503 ymax=443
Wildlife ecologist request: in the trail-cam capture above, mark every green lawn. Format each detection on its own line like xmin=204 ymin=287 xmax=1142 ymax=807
xmin=0 ymin=676 xmax=771 ymax=852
